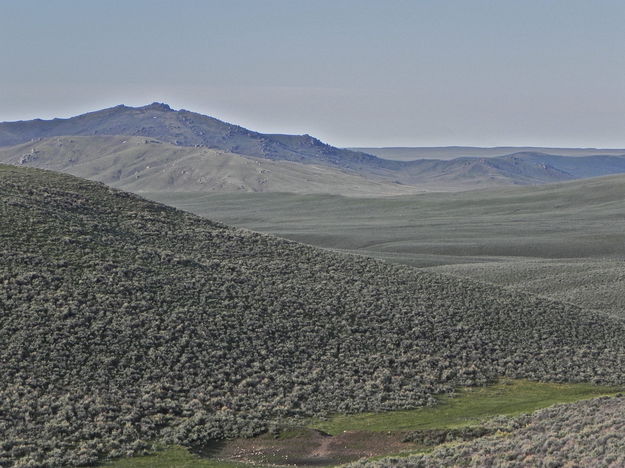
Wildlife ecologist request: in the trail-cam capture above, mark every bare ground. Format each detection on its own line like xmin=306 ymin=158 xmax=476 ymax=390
xmin=198 ymin=428 xmax=423 ymax=466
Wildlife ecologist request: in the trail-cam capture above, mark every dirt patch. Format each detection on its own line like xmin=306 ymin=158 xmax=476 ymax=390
xmin=197 ymin=427 xmax=424 ymax=466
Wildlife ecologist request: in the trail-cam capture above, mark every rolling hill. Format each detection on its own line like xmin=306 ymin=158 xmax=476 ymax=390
xmin=3 ymin=165 xmax=625 ymax=467
xmin=7 ymin=135 xmax=625 ymax=192
xmin=367 ymin=151 xmax=625 ymax=189
xmin=0 ymin=136 xmax=418 ymax=196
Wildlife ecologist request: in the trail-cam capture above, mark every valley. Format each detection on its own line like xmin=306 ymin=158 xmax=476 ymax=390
xmin=3 ymin=164 xmax=625 ymax=467
xmin=147 ymin=174 xmax=625 ymax=317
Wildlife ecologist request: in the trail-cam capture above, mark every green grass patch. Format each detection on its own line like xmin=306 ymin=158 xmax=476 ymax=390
xmin=101 ymin=380 xmax=620 ymax=467
xmin=309 ymin=379 xmax=621 ymax=435
xmin=92 ymin=393 xmax=625 ymax=468
xmin=101 ymin=446 xmax=262 ymax=468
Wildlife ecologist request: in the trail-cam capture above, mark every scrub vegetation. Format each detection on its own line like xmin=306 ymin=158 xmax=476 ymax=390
xmin=353 ymin=395 xmax=625 ymax=467
xmin=3 ymin=165 xmax=625 ymax=467
xmin=103 ymin=380 xmax=619 ymax=467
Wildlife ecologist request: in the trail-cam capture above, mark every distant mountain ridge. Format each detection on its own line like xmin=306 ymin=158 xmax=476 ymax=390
xmin=497 ymin=152 xmax=625 ymax=179
xmin=355 ymin=146 xmax=625 ymax=161
xmin=0 ymin=102 xmax=391 ymax=171
xmin=2 ymin=103 xmax=625 ymax=192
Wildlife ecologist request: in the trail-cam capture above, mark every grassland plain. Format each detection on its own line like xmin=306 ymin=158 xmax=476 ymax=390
xmin=4 ymin=165 xmax=625 ymax=467
xmin=146 ymin=174 xmax=625 ymax=262
xmin=146 ymin=174 xmax=625 ymax=317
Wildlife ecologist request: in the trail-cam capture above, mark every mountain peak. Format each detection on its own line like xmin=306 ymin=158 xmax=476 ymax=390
xmin=0 ymin=103 xmax=387 ymax=169
xmin=143 ymin=102 xmax=173 ymax=111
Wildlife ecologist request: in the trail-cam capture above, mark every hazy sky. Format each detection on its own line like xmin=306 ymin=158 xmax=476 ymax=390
xmin=2 ymin=0 xmax=624 ymax=147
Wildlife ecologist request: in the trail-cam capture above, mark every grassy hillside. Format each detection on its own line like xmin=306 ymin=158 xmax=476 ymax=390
xmin=4 ymin=165 xmax=625 ymax=467
xmin=0 ymin=136 xmax=418 ymax=196
xmin=310 ymin=379 xmax=620 ymax=435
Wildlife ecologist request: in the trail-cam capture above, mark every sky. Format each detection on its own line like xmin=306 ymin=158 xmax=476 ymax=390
xmin=1 ymin=0 xmax=624 ymax=148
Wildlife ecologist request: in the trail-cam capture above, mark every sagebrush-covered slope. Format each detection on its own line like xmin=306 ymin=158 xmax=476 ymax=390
xmin=2 ymin=165 xmax=625 ymax=467
xmin=353 ymin=395 xmax=625 ymax=467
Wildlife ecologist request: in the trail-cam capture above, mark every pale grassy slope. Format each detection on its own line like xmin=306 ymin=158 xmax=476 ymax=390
xmin=147 ymin=174 xmax=625 ymax=316
xmin=0 ymin=136 xmax=421 ymax=196
xmin=147 ymin=174 xmax=625 ymax=261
